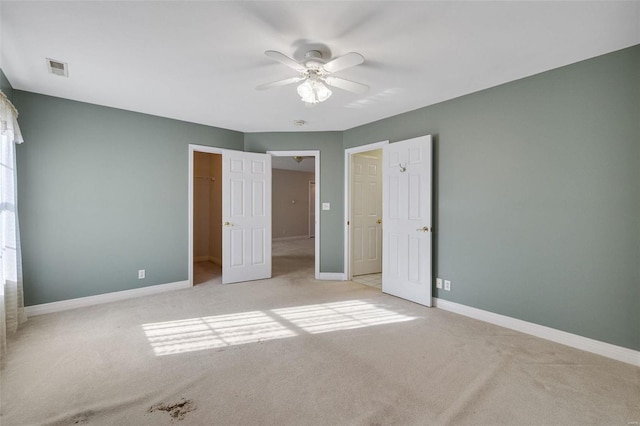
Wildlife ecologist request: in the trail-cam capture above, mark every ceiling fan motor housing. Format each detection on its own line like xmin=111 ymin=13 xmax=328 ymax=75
xmin=303 ymin=50 xmax=325 ymax=70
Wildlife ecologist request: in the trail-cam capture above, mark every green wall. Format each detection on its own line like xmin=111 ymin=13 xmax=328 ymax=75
xmin=344 ymin=45 xmax=640 ymax=351
xmin=244 ymin=132 xmax=344 ymax=273
xmin=14 ymin=92 xmax=243 ymax=306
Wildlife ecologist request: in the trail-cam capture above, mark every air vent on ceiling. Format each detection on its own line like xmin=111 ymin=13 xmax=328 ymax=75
xmin=46 ymin=58 xmax=68 ymax=77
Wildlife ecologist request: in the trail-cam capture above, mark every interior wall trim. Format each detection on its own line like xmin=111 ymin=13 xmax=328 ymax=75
xmin=433 ymin=297 xmax=640 ymax=367
xmin=317 ymin=272 xmax=347 ymax=281
xmin=24 ymin=280 xmax=190 ymax=316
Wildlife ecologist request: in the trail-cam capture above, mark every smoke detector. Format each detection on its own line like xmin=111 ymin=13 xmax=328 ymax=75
xmin=46 ymin=58 xmax=68 ymax=77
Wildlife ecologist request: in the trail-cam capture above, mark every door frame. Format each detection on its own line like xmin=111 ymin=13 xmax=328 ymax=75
xmin=188 ymin=144 xmax=226 ymax=287
xmin=268 ymin=150 xmax=320 ymax=279
xmin=344 ymin=140 xmax=389 ymax=280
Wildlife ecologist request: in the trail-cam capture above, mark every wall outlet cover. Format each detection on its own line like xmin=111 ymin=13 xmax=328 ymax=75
xmin=322 ymin=202 xmax=330 ymax=211
xmin=436 ymin=278 xmax=443 ymax=289
xmin=138 ymin=269 xmax=146 ymax=279
xmin=444 ymin=280 xmax=451 ymax=291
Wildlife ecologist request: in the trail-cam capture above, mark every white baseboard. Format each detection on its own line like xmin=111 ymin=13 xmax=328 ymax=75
xmin=433 ymin=298 xmax=640 ymax=367
xmin=25 ymin=280 xmax=191 ymax=316
xmin=273 ymin=235 xmax=310 ymax=241
xmin=316 ymin=272 xmax=346 ymax=281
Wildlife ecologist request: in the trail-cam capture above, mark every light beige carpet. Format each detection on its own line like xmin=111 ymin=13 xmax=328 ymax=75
xmin=1 ymin=238 xmax=639 ymax=425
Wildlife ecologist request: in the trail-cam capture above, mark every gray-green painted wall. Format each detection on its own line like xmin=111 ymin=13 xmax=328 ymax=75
xmin=14 ymin=92 xmax=243 ymax=306
xmin=244 ymin=132 xmax=344 ymax=273
xmin=344 ymin=45 xmax=640 ymax=351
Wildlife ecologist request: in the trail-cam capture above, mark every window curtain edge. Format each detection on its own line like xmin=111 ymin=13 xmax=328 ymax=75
xmin=0 ymin=88 xmax=26 ymax=366
xmin=0 ymin=91 xmax=23 ymax=144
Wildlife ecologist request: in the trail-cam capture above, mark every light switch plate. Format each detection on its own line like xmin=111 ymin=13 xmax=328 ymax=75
xmin=436 ymin=278 xmax=443 ymax=289
xmin=322 ymin=203 xmax=330 ymax=211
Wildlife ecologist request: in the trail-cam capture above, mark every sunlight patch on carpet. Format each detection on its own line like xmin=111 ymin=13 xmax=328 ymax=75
xmin=142 ymin=311 xmax=297 ymax=356
xmin=272 ymin=300 xmax=416 ymax=334
xmin=142 ymin=300 xmax=416 ymax=356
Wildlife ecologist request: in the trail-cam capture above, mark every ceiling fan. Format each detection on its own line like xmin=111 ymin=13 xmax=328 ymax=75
xmin=257 ymin=49 xmax=369 ymax=105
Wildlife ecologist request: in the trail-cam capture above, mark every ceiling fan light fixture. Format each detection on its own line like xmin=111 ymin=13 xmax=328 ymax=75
xmin=260 ymin=48 xmax=366 ymax=104
xmin=297 ymin=79 xmax=332 ymax=104
xmin=315 ymin=82 xmax=332 ymax=102
xmin=297 ymin=80 xmax=314 ymax=101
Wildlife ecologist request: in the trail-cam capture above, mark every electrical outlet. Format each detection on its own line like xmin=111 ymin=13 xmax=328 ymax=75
xmin=436 ymin=278 xmax=443 ymax=289
xmin=322 ymin=202 xmax=330 ymax=211
xmin=444 ymin=280 xmax=451 ymax=291
xmin=138 ymin=269 xmax=146 ymax=279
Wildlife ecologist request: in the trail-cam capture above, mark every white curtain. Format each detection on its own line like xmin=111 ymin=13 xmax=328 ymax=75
xmin=0 ymin=90 xmax=25 ymax=363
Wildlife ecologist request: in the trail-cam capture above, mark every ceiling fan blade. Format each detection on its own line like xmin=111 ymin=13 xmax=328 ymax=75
xmin=256 ymin=77 xmax=304 ymax=91
xmin=322 ymin=52 xmax=364 ymax=73
xmin=264 ymin=50 xmax=307 ymax=72
xmin=324 ymin=76 xmax=369 ymax=94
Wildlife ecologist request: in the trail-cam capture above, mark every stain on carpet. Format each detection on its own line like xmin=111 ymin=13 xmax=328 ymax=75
xmin=148 ymin=398 xmax=196 ymax=421
xmin=70 ymin=410 xmax=94 ymax=424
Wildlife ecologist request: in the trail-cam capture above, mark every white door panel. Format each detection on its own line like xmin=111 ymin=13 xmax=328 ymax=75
xmin=309 ymin=182 xmax=316 ymax=237
xmin=352 ymin=154 xmax=382 ymax=276
xmin=382 ymin=136 xmax=432 ymax=306
xmin=222 ymin=150 xmax=272 ymax=284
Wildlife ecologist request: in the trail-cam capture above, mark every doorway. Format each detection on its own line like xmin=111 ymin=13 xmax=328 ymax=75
xmin=345 ymin=137 xmax=433 ymax=306
xmin=351 ymin=149 xmax=383 ymax=281
xmin=188 ymin=145 xmax=222 ymax=286
xmin=188 ymin=145 xmax=273 ymax=287
xmin=192 ymin=151 xmax=222 ymax=285
xmin=268 ymin=150 xmax=320 ymax=279
xmin=344 ymin=141 xmax=388 ymax=287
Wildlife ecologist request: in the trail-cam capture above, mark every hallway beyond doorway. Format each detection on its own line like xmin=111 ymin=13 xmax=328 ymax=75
xmin=352 ymin=273 xmax=381 ymax=289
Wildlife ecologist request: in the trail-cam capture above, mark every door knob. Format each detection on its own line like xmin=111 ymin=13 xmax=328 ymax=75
xmin=223 ymin=221 xmax=234 ymax=226
xmin=376 ymin=219 xmax=382 ymax=224
xmin=416 ymin=226 xmax=430 ymax=232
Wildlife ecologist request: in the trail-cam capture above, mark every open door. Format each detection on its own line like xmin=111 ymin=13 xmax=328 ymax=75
xmin=222 ymin=150 xmax=272 ymax=284
xmin=382 ymin=135 xmax=433 ymax=306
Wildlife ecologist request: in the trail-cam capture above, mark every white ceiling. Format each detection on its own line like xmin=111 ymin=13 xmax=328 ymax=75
xmin=2 ymin=1 xmax=639 ymax=133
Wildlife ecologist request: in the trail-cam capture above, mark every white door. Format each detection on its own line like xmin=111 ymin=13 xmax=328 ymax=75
xmin=222 ymin=150 xmax=272 ymax=284
xmin=309 ymin=182 xmax=316 ymax=238
xmin=382 ymin=135 xmax=432 ymax=306
xmin=352 ymin=154 xmax=382 ymax=276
